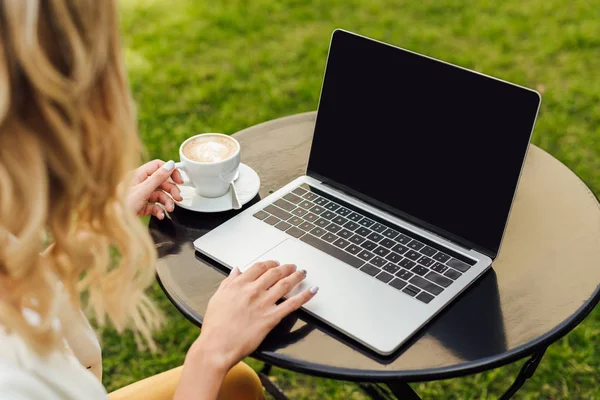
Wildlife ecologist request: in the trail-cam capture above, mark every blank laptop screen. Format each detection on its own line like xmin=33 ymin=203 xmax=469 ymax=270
xmin=307 ymin=30 xmax=541 ymax=257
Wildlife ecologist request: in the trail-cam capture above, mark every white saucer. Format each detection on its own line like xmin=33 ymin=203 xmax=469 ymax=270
xmin=175 ymin=163 xmax=260 ymax=213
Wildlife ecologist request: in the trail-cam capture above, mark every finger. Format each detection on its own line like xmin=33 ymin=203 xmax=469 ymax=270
xmin=222 ymin=267 xmax=241 ymax=285
xmin=273 ymin=286 xmax=318 ymax=320
xmin=239 ymin=260 xmax=280 ymax=282
xmin=160 ymin=180 xmax=183 ymax=201
xmin=255 ymin=264 xmax=298 ymax=290
xmin=265 ymin=269 xmax=307 ymax=302
xmin=143 ymin=204 xmax=165 ymax=220
xmin=139 ymin=160 xmax=177 ymax=198
xmin=148 ymin=190 xmax=175 ymax=212
xmin=171 ymin=168 xmax=184 ymax=184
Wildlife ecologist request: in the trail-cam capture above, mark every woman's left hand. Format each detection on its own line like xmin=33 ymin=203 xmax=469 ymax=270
xmin=127 ymin=159 xmax=184 ymax=219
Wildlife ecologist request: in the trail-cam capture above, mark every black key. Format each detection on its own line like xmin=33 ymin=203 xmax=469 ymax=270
xmin=358 ymin=218 xmax=375 ymax=228
xmin=408 ymin=240 xmax=425 ymax=251
xmin=389 ymin=278 xmax=407 ymax=291
xmin=349 ymin=234 xmax=366 ymax=245
xmin=325 ymin=223 xmax=342 ymax=233
xmin=360 ymin=240 xmax=377 ymax=251
xmin=324 ymin=202 xmax=340 ymax=211
xmin=447 ymin=258 xmax=471 ymax=272
xmin=264 ymin=216 xmax=280 ymax=225
xmin=399 ymin=259 xmax=416 ymax=269
xmin=298 ymin=221 xmax=315 ymax=232
xmin=403 ymin=285 xmax=420 ymax=297
xmin=385 ymin=252 xmax=403 ymax=264
xmin=373 ymin=246 xmax=390 ymax=257
xmin=343 ymin=221 xmax=360 ymax=231
xmin=274 ymin=198 xmax=296 ymax=211
xmin=338 ymin=229 xmax=353 ymax=239
xmin=332 ymin=216 xmax=349 ymax=226
xmin=410 ymin=276 xmax=443 ymax=295
xmin=371 ymin=256 xmax=387 ymax=268
xmin=310 ymin=227 xmax=327 ymax=237
xmin=314 ymin=218 xmax=330 ymax=227
xmin=425 ymin=271 xmax=453 ymax=288
xmin=264 ymin=205 xmax=292 ymax=220
xmin=300 ymin=234 xmax=365 ymax=269
xmin=420 ymin=246 xmax=437 ymax=257
xmin=253 ymin=210 xmax=269 ymax=220
xmin=304 ymin=213 xmax=319 ymax=223
xmin=346 ymin=244 xmax=362 ymax=255
xmin=291 ymin=208 xmax=309 ymax=217
xmin=433 ymin=252 xmax=451 ymax=263
xmin=333 ymin=238 xmax=350 ymax=249
xmin=383 ymin=263 xmax=400 ymax=274
xmin=376 ymin=271 xmax=394 ymax=283
xmin=411 ymin=265 xmax=429 ymax=276
xmin=396 ymin=234 xmax=412 ymax=245
xmin=416 ymin=292 xmax=435 ymax=304
xmin=283 ymin=193 xmax=303 ymax=204
xmin=322 ymin=232 xmax=337 ymax=243
xmin=309 ymin=205 xmax=326 ymax=215
xmin=431 ymin=262 xmax=448 ymax=274
xmin=417 ymin=256 xmax=435 ymax=267
xmin=405 ymin=250 xmax=422 ymax=261
xmin=355 ymin=227 xmax=371 ymax=237
xmin=286 ymin=226 xmax=304 ymax=238
xmin=360 ymin=264 xmax=380 ymax=276
xmin=336 ymin=207 xmax=352 ymax=217
xmin=275 ymin=221 xmax=292 ymax=231
xmin=391 ymin=244 xmax=409 ymax=254
xmin=292 ymin=187 xmax=307 ymax=196
xmin=382 ymin=228 xmax=399 ymax=239
xmin=357 ymin=250 xmax=375 ymax=262
xmin=444 ymin=269 xmax=462 ymax=280
xmin=298 ymin=200 xmax=313 ymax=209
xmin=367 ymin=232 xmax=384 ymax=242
xmin=314 ymin=197 xmax=329 ymax=206
xmin=303 ymin=192 xmax=318 ymax=201
xmin=396 ymin=269 xmax=414 ymax=281
xmin=371 ymin=223 xmax=387 ymax=233
xmin=346 ymin=212 xmax=363 ymax=222
xmin=379 ymin=238 xmax=396 ymax=249
xmin=321 ymin=210 xmax=336 ymax=220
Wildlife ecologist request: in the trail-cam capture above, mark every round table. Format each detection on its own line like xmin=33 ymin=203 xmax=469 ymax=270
xmin=151 ymin=112 xmax=600 ymax=399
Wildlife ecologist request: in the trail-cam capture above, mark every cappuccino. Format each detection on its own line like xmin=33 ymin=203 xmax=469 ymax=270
xmin=182 ymin=135 xmax=238 ymax=163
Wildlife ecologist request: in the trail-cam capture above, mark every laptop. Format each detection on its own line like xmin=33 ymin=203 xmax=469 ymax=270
xmin=194 ymin=29 xmax=541 ymax=355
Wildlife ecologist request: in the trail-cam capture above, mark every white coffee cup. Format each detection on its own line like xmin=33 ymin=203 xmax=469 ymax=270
xmin=175 ymin=133 xmax=241 ymax=198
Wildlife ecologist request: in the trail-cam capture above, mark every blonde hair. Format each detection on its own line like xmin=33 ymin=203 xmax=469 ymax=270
xmin=0 ymin=0 xmax=162 ymax=353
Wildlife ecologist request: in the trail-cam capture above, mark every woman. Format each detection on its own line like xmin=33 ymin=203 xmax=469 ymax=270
xmin=0 ymin=1 xmax=317 ymax=399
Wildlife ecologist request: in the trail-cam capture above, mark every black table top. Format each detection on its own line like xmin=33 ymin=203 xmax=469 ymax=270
xmin=152 ymin=112 xmax=600 ymax=382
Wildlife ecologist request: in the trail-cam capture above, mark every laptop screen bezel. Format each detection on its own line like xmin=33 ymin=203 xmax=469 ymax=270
xmin=306 ymin=29 xmax=541 ymax=259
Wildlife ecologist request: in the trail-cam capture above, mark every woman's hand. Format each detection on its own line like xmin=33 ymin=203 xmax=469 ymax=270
xmin=175 ymin=261 xmax=318 ymax=400
xmin=127 ymin=159 xmax=184 ymax=219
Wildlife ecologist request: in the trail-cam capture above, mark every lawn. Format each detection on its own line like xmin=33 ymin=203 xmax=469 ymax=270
xmin=101 ymin=0 xmax=600 ymax=398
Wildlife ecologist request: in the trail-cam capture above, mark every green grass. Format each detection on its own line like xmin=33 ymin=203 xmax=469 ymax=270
xmin=101 ymin=0 xmax=600 ymax=398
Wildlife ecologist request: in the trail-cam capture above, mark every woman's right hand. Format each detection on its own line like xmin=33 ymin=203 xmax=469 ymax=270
xmin=196 ymin=261 xmax=317 ymax=370
xmin=175 ymin=261 xmax=317 ymax=400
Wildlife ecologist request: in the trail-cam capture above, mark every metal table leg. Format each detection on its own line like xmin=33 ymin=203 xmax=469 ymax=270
xmin=358 ymin=382 xmax=421 ymax=400
xmin=499 ymin=348 xmax=547 ymax=400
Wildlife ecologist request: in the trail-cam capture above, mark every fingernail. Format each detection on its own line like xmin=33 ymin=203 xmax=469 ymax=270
xmin=163 ymin=160 xmax=175 ymax=171
xmin=159 ymin=211 xmax=164 ymax=219
xmin=300 ymin=269 xmax=307 ymax=276
xmin=310 ymin=286 xmax=319 ymax=294
xmin=274 ymin=261 xmax=280 ymax=266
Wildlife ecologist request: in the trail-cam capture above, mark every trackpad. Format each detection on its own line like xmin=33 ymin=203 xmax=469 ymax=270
xmin=244 ymin=238 xmax=418 ymax=355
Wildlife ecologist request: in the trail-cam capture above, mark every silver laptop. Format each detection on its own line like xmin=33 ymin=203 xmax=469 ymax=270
xmin=194 ymin=29 xmax=541 ymax=355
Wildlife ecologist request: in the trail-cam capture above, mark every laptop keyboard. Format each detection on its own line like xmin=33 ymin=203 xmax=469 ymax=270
xmin=253 ymin=185 xmax=473 ymax=304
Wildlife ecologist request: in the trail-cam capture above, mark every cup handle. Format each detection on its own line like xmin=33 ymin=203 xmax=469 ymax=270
xmin=174 ymin=162 xmax=191 ymax=185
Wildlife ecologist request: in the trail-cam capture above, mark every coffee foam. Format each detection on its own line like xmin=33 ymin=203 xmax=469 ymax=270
xmin=183 ymin=136 xmax=237 ymax=163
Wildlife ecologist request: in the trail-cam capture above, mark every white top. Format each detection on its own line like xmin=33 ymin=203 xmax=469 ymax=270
xmin=0 ymin=300 xmax=107 ymax=399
